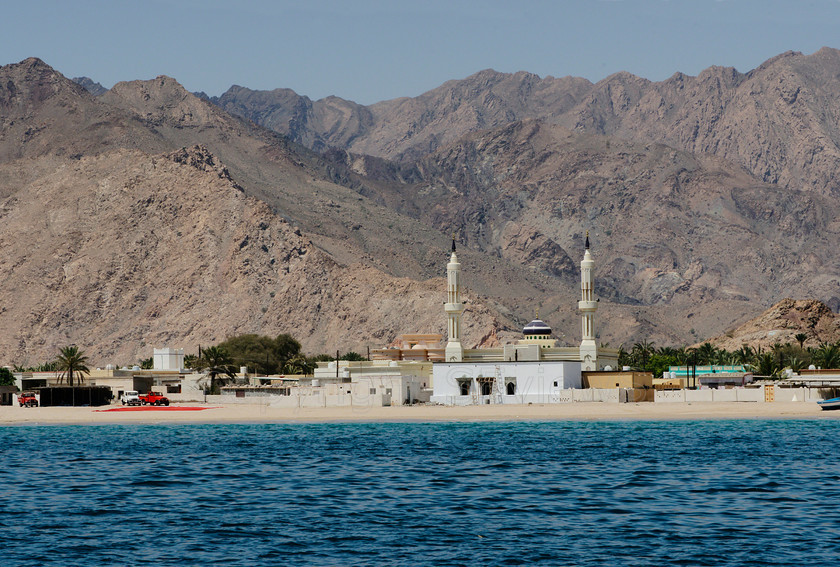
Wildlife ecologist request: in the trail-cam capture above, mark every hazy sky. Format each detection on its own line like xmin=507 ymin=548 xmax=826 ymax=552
xmin=4 ymin=0 xmax=840 ymax=104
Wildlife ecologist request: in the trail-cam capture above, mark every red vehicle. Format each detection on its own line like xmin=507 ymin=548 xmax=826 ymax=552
xmin=139 ymin=391 xmax=170 ymax=406
xmin=19 ymin=391 xmax=38 ymax=407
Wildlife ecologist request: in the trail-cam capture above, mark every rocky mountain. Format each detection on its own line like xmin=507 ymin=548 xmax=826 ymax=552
xmin=72 ymin=76 xmax=107 ymax=96
xmin=332 ymin=119 xmax=840 ymax=346
xmin=3 ymin=53 xmax=840 ymax=367
xmin=213 ymin=70 xmax=593 ymax=161
xmin=706 ymin=299 xmax=840 ymax=351
xmin=0 ymin=59 xmax=519 ymax=366
xmin=216 ymin=48 xmax=840 ymax=194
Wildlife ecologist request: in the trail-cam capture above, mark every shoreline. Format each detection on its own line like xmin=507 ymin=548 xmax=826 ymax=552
xmin=1 ymin=401 xmax=837 ymax=425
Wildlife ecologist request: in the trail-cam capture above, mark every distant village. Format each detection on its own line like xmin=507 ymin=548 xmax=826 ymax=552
xmin=3 ymin=240 xmax=840 ymax=409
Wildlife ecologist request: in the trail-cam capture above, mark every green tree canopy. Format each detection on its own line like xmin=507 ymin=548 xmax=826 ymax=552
xmin=195 ymin=346 xmax=237 ymax=394
xmin=0 ymin=367 xmax=15 ymax=387
xmin=214 ymin=333 xmax=303 ymax=375
xmin=340 ymin=351 xmax=366 ymax=361
xmin=56 ymin=346 xmax=90 ymax=387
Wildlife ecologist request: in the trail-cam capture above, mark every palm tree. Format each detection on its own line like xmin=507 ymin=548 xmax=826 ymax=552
xmin=283 ymin=354 xmax=314 ymax=375
xmin=196 ymin=346 xmax=236 ymax=394
xmin=813 ymin=343 xmax=840 ymax=369
xmin=786 ymin=356 xmax=807 ymax=373
xmin=632 ymin=340 xmax=655 ymax=370
xmin=755 ymin=352 xmax=780 ymax=378
xmin=617 ymin=345 xmax=629 ymax=368
xmin=183 ymin=354 xmax=199 ymax=369
xmin=733 ymin=345 xmax=755 ymax=368
xmin=695 ymin=342 xmax=718 ymax=366
xmin=56 ymin=346 xmax=90 ymax=387
xmin=794 ymin=333 xmax=808 ymax=349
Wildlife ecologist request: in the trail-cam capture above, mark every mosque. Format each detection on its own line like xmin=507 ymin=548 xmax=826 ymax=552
xmin=429 ymin=234 xmax=619 ymax=405
xmin=292 ymin=233 xmax=619 ymax=407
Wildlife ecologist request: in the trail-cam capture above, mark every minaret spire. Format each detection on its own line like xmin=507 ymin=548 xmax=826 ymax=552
xmin=445 ymin=239 xmax=465 ymax=362
xmin=578 ymin=231 xmax=598 ymax=371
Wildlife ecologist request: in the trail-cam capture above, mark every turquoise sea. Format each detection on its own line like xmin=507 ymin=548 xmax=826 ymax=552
xmin=2 ymin=420 xmax=839 ymax=566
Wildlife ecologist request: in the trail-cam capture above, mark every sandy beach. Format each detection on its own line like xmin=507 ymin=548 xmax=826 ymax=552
xmin=1 ymin=401 xmax=836 ymax=425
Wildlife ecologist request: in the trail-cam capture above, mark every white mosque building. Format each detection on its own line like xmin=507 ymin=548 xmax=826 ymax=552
xmin=430 ymin=234 xmax=619 ymax=405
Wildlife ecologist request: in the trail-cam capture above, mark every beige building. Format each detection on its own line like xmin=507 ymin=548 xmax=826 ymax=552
xmin=583 ymin=370 xmax=654 ymax=402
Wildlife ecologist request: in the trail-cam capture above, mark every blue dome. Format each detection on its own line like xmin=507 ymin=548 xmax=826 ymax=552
xmin=523 ymin=319 xmax=552 ymax=336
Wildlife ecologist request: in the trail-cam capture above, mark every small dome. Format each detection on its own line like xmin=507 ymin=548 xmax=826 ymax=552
xmin=523 ymin=318 xmax=552 ymax=336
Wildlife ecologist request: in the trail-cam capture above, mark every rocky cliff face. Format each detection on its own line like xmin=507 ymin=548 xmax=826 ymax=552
xmin=0 ymin=59 xmax=520 ymax=366
xmin=706 ymin=299 xmax=840 ymax=351
xmin=72 ymin=76 xmax=107 ymax=96
xmin=562 ymin=48 xmax=840 ymax=196
xmin=0 ymin=144 xmax=506 ymax=365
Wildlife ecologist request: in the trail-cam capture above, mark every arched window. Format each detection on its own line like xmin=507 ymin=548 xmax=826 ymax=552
xmin=506 ymin=382 xmax=516 ymax=395
xmin=459 ymin=381 xmax=470 ymax=396
xmin=481 ymin=381 xmax=492 ymax=396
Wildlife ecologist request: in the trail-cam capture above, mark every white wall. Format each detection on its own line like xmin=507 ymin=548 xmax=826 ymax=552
xmin=154 ymin=348 xmax=184 ymax=371
xmin=432 ymin=361 xmax=581 ymax=404
xmin=654 ymin=387 xmax=814 ymax=403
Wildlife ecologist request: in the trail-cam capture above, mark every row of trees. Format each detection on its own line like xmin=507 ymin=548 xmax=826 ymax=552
xmin=9 ymin=346 xmax=93 ymax=387
xmin=188 ymin=334 xmax=366 ymax=393
xmin=9 ymin=335 xmax=363 ymax=394
xmin=619 ymin=336 xmax=840 ymax=378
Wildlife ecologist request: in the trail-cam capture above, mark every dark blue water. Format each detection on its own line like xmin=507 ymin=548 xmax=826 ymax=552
xmin=2 ymin=421 xmax=839 ymax=566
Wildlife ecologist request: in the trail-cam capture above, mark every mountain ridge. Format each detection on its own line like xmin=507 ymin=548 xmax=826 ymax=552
xmin=3 ymin=54 xmax=840 ymax=366
xmin=214 ymin=48 xmax=840 ymax=195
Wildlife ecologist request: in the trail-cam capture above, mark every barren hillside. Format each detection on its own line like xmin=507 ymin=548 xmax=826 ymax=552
xmin=218 ymin=48 xmax=840 ymax=194
xmin=3 ymin=54 xmax=840 ymax=367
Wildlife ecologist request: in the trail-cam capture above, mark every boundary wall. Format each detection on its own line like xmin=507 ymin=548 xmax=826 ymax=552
xmin=655 ymin=387 xmax=821 ymax=403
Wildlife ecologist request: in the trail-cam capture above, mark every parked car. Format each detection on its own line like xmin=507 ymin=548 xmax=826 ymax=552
xmin=139 ymin=391 xmax=170 ymax=406
xmin=18 ymin=391 xmax=38 ymax=407
xmin=121 ymin=390 xmax=141 ymax=406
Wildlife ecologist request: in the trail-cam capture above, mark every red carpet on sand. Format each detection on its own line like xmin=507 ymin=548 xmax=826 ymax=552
xmin=94 ymin=406 xmax=220 ymax=412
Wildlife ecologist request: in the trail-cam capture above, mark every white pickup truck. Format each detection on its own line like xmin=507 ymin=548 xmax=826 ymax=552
xmin=120 ymin=390 xmax=141 ymax=406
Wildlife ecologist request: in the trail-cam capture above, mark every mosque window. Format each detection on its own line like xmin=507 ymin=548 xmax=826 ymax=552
xmin=506 ymin=382 xmax=516 ymax=395
xmin=481 ymin=382 xmax=492 ymax=396
xmin=459 ymin=381 xmax=470 ymax=396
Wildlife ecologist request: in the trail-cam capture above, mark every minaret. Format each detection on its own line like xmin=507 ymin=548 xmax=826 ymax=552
xmin=578 ymin=232 xmax=598 ymax=371
xmin=445 ymin=239 xmax=465 ymax=362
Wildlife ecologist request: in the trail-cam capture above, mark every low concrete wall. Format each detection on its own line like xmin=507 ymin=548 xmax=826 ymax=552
xmin=737 ymin=388 xmax=765 ymax=402
xmin=655 ymin=390 xmax=685 ymax=403
xmin=268 ymin=393 xmax=391 ymax=408
xmin=431 ymin=388 xmax=652 ymax=405
xmin=773 ymin=387 xmax=809 ymax=402
xmin=655 ymin=387 xmax=817 ymax=403
xmin=713 ymin=389 xmax=738 ymax=402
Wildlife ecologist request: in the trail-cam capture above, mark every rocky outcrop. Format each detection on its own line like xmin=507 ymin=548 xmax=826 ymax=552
xmin=72 ymin=76 xmax=107 ymax=96
xmin=102 ymin=76 xmax=221 ymax=127
xmin=0 ymin=146 xmax=504 ymax=366
xmin=707 ymin=299 xmax=840 ymax=351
